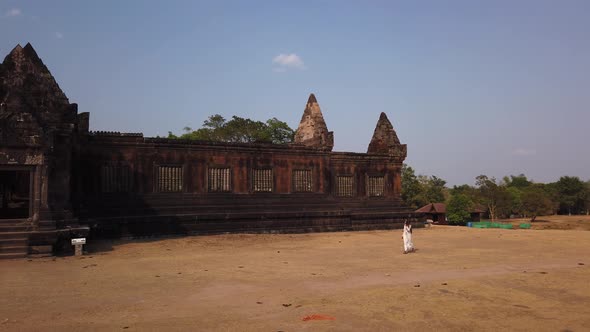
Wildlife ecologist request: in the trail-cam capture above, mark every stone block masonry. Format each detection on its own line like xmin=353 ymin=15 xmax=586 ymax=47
xmin=0 ymin=44 xmax=423 ymax=256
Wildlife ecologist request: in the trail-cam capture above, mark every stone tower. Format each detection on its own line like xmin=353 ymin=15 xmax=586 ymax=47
xmin=294 ymin=93 xmax=334 ymax=151
xmin=367 ymin=112 xmax=407 ymax=160
xmin=0 ymin=43 xmax=84 ymax=229
xmin=0 ymin=43 xmax=79 ymax=145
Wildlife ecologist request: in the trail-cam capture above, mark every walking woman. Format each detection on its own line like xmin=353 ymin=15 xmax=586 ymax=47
xmin=402 ymin=220 xmax=414 ymax=254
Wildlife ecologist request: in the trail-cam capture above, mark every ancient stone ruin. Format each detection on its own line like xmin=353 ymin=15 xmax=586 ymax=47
xmin=0 ymin=44 xmax=422 ymax=258
xmin=294 ymin=93 xmax=334 ymax=150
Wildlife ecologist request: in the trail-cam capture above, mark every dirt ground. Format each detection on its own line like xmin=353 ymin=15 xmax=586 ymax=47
xmin=499 ymin=214 xmax=590 ymax=231
xmin=2 ymin=216 xmax=590 ymax=331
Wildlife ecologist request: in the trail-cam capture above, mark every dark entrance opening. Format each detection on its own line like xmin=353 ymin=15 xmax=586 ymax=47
xmin=0 ymin=170 xmax=31 ymax=219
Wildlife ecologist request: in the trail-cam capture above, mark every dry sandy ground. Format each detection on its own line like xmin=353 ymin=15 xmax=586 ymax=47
xmin=501 ymin=215 xmax=590 ymax=231
xmin=2 ymin=218 xmax=590 ymax=331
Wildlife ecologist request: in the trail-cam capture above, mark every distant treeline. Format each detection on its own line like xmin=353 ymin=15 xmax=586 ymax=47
xmin=402 ymin=164 xmax=590 ymax=223
xmin=167 ymin=114 xmax=295 ymax=144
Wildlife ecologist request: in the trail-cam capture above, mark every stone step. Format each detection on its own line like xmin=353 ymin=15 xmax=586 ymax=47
xmin=89 ymin=215 xmax=422 ymax=239
xmin=0 ymin=245 xmax=28 ymax=254
xmin=84 ymin=203 xmax=411 ymax=214
xmin=0 ymin=224 xmax=32 ymax=232
xmin=85 ymin=200 xmax=377 ymax=209
xmin=0 ymin=231 xmax=30 ymax=240
xmin=37 ymin=220 xmax=56 ymax=231
xmin=0 ymin=252 xmax=27 ymax=259
xmin=0 ymin=238 xmax=28 ymax=246
xmin=29 ymin=245 xmax=52 ymax=256
xmin=85 ymin=194 xmax=403 ymax=203
xmin=92 ymin=221 xmax=354 ymax=238
xmin=0 ymin=218 xmax=31 ymax=224
xmin=87 ymin=200 xmax=402 ymax=207
xmin=86 ymin=199 xmax=342 ymax=207
xmin=85 ymin=210 xmax=416 ymax=228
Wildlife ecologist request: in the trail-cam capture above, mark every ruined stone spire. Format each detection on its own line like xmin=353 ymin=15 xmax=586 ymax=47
xmin=294 ymin=93 xmax=334 ymax=150
xmin=1 ymin=43 xmax=70 ymax=108
xmin=1 ymin=43 xmax=78 ymax=145
xmin=367 ymin=113 xmax=406 ymax=160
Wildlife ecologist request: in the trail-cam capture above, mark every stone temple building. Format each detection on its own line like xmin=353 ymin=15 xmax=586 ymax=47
xmin=0 ymin=44 xmax=422 ymax=258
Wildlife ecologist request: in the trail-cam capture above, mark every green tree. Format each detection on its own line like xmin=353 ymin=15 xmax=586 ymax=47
xmin=475 ymin=175 xmax=512 ymax=220
xmin=521 ymin=187 xmax=554 ymax=222
xmin=501 ymin=174 xmax=528 ymax=216
xmin=506 ymin=186 xmax=523 ymax=217
xmin=401 ymin=165 xmax=448 ymax=209
xmin=502 ymin=174 xmax=532 ymax=189
xmin=265 ymin=117 xmax=295 ymax=144
xmin=542 ymin=182 xmax=560 ymax=214
xmin=449 ymin=184 xmax=478 ymax=199
xmin=168 ymin=114 xmax=295 ymax=144
xmin=554 ymin=176 xmax=588 ymax=215
xmin=203 ymin=114 xmax=226 ymax=130
xmin=197 ymin=114 xmax=228 ymax=141
xmin=447 ymin=194 xmax=473 ymax=225
xmin=223 ymin=116 xmax=269 ymax=143
xmin=424 ymin=175 xmax=447 ymax=203
xmin=401 ymin=164 xmax=426 ymax=209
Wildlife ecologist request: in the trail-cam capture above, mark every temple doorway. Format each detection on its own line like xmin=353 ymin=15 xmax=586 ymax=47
xmin=0 ymin=169 xmax=31 ymax=219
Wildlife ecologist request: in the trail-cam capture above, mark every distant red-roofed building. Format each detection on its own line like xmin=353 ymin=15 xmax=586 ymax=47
xmin=416 ymin=203 xmax=484 ymax=224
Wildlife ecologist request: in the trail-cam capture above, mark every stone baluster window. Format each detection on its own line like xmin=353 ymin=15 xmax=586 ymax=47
xmin=293 ymin=169 xmax=313 ymax=192
xmin=157 ymin=166 xmax=183 ymax=192
xmin=336 ymin=175 xmax=354 ymax=197
xmin=367 ymin=175 xmax=385 ymax=197
xmin=252 ymin=169 xmax=273 ymax=192
xmin=101 ymin=164 xmax=132 ymax=192
xmin=208 ymin=167 xmax=232 ymax=192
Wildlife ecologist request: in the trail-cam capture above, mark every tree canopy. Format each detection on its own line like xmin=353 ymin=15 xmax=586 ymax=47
xmin=475 ymin=175 xmax=513 ymax=221
xmin=554 ymin=176 xmax=589 ymax=215
xmin=402 ymin=166 xmax=589 ymax=221
xmin=520 ymin=186 xmax=554 ymax=222
xmin=167 ymin=114 xmax=295 ymax=144
xmin=447 ymin=194 xmax=473 ymax=225
xmin=401 ymin=164 xmax=447 ymax=209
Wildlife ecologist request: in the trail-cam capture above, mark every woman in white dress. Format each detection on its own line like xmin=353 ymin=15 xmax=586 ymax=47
xmin=402 ymin=220 xmax=414 ymax=254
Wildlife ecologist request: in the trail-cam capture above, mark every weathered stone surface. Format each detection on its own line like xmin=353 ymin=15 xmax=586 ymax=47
xmin=367 ymin=112 xmax=400 ymax=153
xmin=1 ymin=44 xmax=69 ymax=107
xmin=0 ymin=43 xmax=77 ymax=146
xmin=0 ymin=44 xmax=422 ymax=256
xmin=0 ymin=43 xmax=86 ymax=258
xmin=294 ymin=94 xmax=334 ymax=150
xmin=77 ymin=112 xmax=89 ymax=134
xmin=29 ymin=245 xmax=52 ymax=255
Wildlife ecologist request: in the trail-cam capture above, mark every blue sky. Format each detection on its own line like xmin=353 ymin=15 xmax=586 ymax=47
xmin=1 ymin=0 xmax=589 ymax=185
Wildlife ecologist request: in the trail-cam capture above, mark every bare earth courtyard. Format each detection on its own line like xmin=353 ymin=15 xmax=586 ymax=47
xmin=2 ymin=216 xmax=590 ymax=331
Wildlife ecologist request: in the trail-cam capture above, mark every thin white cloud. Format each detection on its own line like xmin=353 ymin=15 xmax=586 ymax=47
xmin=4 ymin=8 xmax=21 ymax=17
xmin=512 ymin=148 xmax=536 ymax=156
xmin=272 ymin=53 xmax=306 ymax=71
xmin=55 ymin=32 xmax=64 ymax=39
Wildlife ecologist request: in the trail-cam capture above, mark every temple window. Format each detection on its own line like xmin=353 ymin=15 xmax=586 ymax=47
xmin=252 ymin=168 xmax=273 ymax=192
xmin=157 ymin=165 xmax=183 ymax=192
xmin=293 ymin=169 xmax=313 ymax=192
xmin=208 ymin=167 xmax=232 ymax=192
xmin=101 ymin=164 xmax=132 ymax=192
xmin=367 ymin=175 xmax=385 ymax=197
xmin=336 ymin=175 xmax=354 ymax=197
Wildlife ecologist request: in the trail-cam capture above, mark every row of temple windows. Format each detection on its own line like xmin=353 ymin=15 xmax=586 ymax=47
xmin=100 ymin=165 xmax=385 ymax=197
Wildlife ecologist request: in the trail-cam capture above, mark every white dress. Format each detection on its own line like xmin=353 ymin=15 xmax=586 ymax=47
xmin=403 ymin=224 xmax=414 ymax=252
